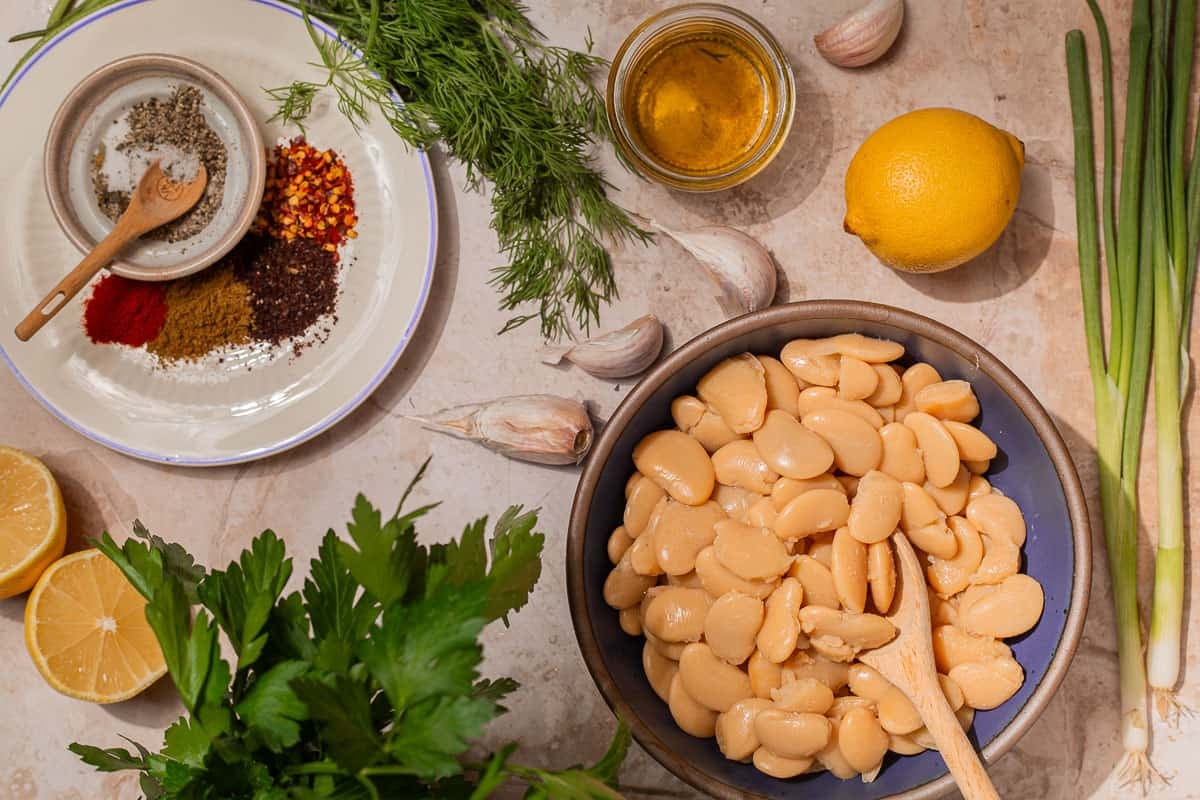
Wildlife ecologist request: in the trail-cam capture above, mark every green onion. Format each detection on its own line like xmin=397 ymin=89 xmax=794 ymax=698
xmin=1066 ymin=0 xmax=1160 ymax=783
xmin=1147 ymin=0 xmax=1196 ymax=723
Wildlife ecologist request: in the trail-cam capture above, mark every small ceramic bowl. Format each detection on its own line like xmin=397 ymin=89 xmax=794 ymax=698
xmin=567 ymin=301 xmax=1091 ymax=800
xmin=44 ymin=53 xmax=266 ymax=281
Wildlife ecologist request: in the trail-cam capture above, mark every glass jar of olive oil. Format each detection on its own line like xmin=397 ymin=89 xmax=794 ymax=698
xmin=607 ymin=3 xmax=795 ymax=192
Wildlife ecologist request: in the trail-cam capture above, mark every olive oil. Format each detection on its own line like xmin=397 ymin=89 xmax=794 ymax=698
xmin=622 ymin=21 xmax=779 ymax=178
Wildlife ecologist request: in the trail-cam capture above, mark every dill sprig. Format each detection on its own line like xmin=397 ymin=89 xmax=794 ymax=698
xmin=270 ymin=0 xmax=650 ymax=339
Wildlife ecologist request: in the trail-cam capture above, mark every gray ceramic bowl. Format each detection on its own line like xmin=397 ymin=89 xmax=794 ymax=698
xmin=44 ymin=53 xmax=266 ymax=281
xmin=567 ymin=301 xmax=1090 ymax=800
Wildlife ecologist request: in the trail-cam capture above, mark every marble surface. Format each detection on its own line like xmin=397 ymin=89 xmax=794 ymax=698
xmin=1 ymin=1 xmax=1197 ymax=798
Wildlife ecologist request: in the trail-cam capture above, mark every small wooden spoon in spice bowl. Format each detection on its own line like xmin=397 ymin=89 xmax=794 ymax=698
xmin=15 ymin=161 xmax=207 ymax=342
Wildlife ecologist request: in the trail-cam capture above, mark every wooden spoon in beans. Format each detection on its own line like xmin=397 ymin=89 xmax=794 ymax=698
xmin=15 ymin=161 xmax=208 ymax=342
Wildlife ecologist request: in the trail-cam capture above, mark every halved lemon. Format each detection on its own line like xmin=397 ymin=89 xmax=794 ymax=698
xmin=0 ymin=445 xmax=67 ymax=598
xmin=25 ymin=549 xmax=166 ymax=703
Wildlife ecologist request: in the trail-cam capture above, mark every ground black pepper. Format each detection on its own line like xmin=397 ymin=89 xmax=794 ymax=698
xmin=234 ymin=235 xmax=339 ymax=353
xmin=91 ymin=84 xmax=228 ymax=242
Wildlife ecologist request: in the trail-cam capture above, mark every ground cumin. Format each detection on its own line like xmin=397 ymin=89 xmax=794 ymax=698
xmin=148 ymin=266 xmax=252 ymax=362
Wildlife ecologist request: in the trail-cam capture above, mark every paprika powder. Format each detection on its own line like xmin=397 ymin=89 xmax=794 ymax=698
xmin=83 ymin=274 xmax=168 ymax=346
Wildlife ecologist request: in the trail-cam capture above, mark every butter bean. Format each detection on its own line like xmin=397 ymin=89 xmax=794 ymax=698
xmin=848 ymin=470 xmax=903 ymax=544
xmin=619 ymin=606 xmax=642 ymax=636
xmin=827 ymin=695 xmax=876 ymax=720
xmin=797 ymin=387 xmax=885 ymax=428
xmin=965 ymin=458 xmax=991 ymax=474
xmin=712 ymin=439 xmax=779 ymax=495
xmin=668 ymin=570 xmax=705 ymax=589
xmin=889 ymin=733 xmax=926 ymax=755
xmin=816 ymin=718 xmax=859 ymax=779
xmin=968 ymin=474 xmax=992 ymax=499
xmin=950 ymin=656 xmax=1024 ymax=710
xmin=900 ymin=481 xmax=943 ymax=531
xmin=714 ymin=520 xmax=793 ymax=580
xmin=770 ymin=474 xmax=845 ymax=510
xmin=742 ymin=497 xmax=778 ymax=530
xmin=748 ymin=649 xmax=784 ymax=698
xmin=776 ymin=489 xmax=850 ymax=540
xmin=782 ymin=651 xmax=850 ymax=691
xmin=753 ymin=409 xmax=836 ymax=479
xmin=781 ymin=340 xmax=841 ymax=386
xmin=624 ymin=474 xmax=667 ymax=536
xmin=668 ymin=674 xmax=717 ymax=737
xmin=753 ymin=747 xmax=814 ymax=778
xmin=926 ymin=516 xmax=984 ymax=596
xmin=603 ymin=552 xmax=656 ymax=609
xmin=705 ymin=592 xmax=765 ymax=665
xmin=697 ymin=354 xmax=770 ymax=434
xmin=713 ymin=484 xmax=761 ymax=519
xmin=831 ymin=527 xmax=869 ymax=613
xmin=867 ymin=540 xmax=896 ymax=613
xmin=943 ymin=420 xmax=998 ymax=461
xmin=633 ymin=430 xmax=715 ymax=506
xmin=839 ymin=356 xmax=879 ymax=401
xmin=847 ymin=663 xmax=921 ymax=735
xmin=970 ymin=534 xmax=1020 ymax=586
xmin=716 ymin=698 xmax=773 ymax=761
xmin=896 ymin=363 xmax=942 ymax=420
xmin=798 ymin=606 xmax=896 ymax=653
xmin=925 ymin=464 xmax=971 ymax=516
xmin=670 ymin=395 xmax=742 ymax=453
xmin=966 ymin=492 xmax=1027 ymax=546
xmin=932 ymin=625 xmax=1012 ymax=673
xmin=960 ymin=574 xmax=1044 ymax=638
xmin=625 ymin=471 xmax=641 ymax=499
xmin=754 ymin=709 xmax=832 ymax=759
xmin=654 ymin=500 xmax=725 ymax=576
xmin=839 ymin=707 xmax=890 ymax=773
xmin=806 ymin=532 xmax=835 ymax=567
xmin=757 ymin=355 xmax=801 ymax=417
xmin=643 ymin=641 xmax=678 ymax=702
xmin=929 ymin=590 xmax=960 ymax=626
xmin=906 ymin=522 xmax=958 ymax=560
xmin=877 ymin=405 xmax=897 ymax=423
xmin=940 ymin=673 xmax=965 ymax=711
xmin=915 ymin=380 xmax=981 ymax=423
xmin=789 ymin=554 xmax=840 ymax=608
xmin=642 ymin=586 xmax=711 ymax=643
xmin=628 ymin=527 xmax=663 ymax=576
xmin=757 ymin=578 xmax=804 ymax=662
xmin=645 ymin=630 xmax=688 ymax=660
xmin=802 ymin=409 xmax=883 ymax=477
xmin=607 ymin=525 xmax=633 ymax=564
xmin=878 ymin=422 xmax=926 ymax=484
xmin=904 ymin=412 xmax=960 ymax=488
xmin=679 ymin=642 xmax=754 ymax=712
xmin=866 ymin=363 xmax=903 ymax=407
xmin=695 ymin=546 xmax=779 ymax=600
xmin=771 ymin=676 xmax=834 ymax=713
xmin=813 ymin=333 xmax=905 ymax=364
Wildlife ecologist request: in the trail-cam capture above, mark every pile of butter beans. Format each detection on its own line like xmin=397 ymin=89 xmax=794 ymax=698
xmin=603 ymin=334 xmax=1045 ymax=782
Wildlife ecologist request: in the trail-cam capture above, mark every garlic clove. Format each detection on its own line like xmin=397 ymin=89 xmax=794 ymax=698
xmin=647 ymin=219 xmax=777 ymax=317
xmin=406 ymin=394 xmax=593 ymax=465
xmin=539 ymin=315 xmax=665 ymax=379
xmin=814 ymin=0 xmax=904 ymax=69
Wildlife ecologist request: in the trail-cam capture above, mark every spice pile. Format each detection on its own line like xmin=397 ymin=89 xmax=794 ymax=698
xmin=83 ymin=137 xmax=357 ymax=363
xmin=91 ymin=84 xmax=227 ymax=242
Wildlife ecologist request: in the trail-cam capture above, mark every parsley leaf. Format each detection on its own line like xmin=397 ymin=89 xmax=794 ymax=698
xmin=484 ymin=507 xmax=544 ymax=622
xmin=162 ymin=717 xmax=210 ymax=768
xmin=387 ymin=695 xmax=495 ymax=780
xmin=143 ymin=578 xmax=214 ymax=714
xmin=235 ymin=660 xmax=310 ymax=752
xmin=292 ymin=675 xmax=383 ymax=773
xmin=305 ymin=531 xmax=378 ymax=645
xmin=338 ymin=495 xmax=421 ymax=606
xmin=68 ymin=743 xmax=147 ymax=771
xmin=132 ymin=520 xmax=206 ymax=602
xmin=198 ymin=530 xmax=292 ymax=670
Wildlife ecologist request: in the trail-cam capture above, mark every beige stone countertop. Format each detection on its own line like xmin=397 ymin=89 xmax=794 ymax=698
xmin=1 ymin=1 xmax=1197 ymax=798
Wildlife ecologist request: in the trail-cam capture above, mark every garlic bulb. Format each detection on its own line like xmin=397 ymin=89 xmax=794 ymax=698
xmin=539 ymin=315 xmax=664 ymax=378
xmin=647 ymin=219 xmax=777 ymax=316
xmin=814 ymin=0 xmax=904 ymax=68
xmin=406 ymin=395 xmax=593 ymax=465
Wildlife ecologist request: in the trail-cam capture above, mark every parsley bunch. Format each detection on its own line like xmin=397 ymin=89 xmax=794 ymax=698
xmin=69 ymin=463 xmax=628 ymax=799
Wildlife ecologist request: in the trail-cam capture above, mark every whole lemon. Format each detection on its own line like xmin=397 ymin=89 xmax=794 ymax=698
xmin=844 ymin=108 xmax=1025 ymax=273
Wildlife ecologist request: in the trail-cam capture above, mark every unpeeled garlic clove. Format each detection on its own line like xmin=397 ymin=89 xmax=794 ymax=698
xmin=406 ymin=395 xmax=593 ymax=465
xmin=814 ymin=0 xmax=904 ymax=68
xmin=647 ymin=219 xmax=777 ymax=317
xmin=539 ymin=315 xmax=664 ymax=378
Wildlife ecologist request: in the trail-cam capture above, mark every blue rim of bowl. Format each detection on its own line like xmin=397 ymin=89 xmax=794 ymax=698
xmin=567 ymin=300 xmax=1092 ymax=800
xmin=0 ymin=0 xmax=438 ymax=467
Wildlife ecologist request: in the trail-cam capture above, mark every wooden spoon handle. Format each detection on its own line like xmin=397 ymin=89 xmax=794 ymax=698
xmin=14 ymin=222 xmax=140 ymax=342
xmin=916 ymin=691 xmax=1000 ymax=800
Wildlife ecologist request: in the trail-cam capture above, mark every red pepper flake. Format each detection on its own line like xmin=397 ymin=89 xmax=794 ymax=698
xmin=252 ymin=137 xmax=357 ymax=259
xmin=83 ymin=274 xmax=168 ymax=346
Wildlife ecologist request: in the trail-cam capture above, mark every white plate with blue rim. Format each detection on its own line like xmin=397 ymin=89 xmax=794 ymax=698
xmin=0 ymin=0 xmax=437 ymax=465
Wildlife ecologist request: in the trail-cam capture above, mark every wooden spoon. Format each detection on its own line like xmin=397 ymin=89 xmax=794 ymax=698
xmin=859 ymin=532 xmax=1001 ymax=800
xmin=15 ymin=161 xmax=208 ymax=342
